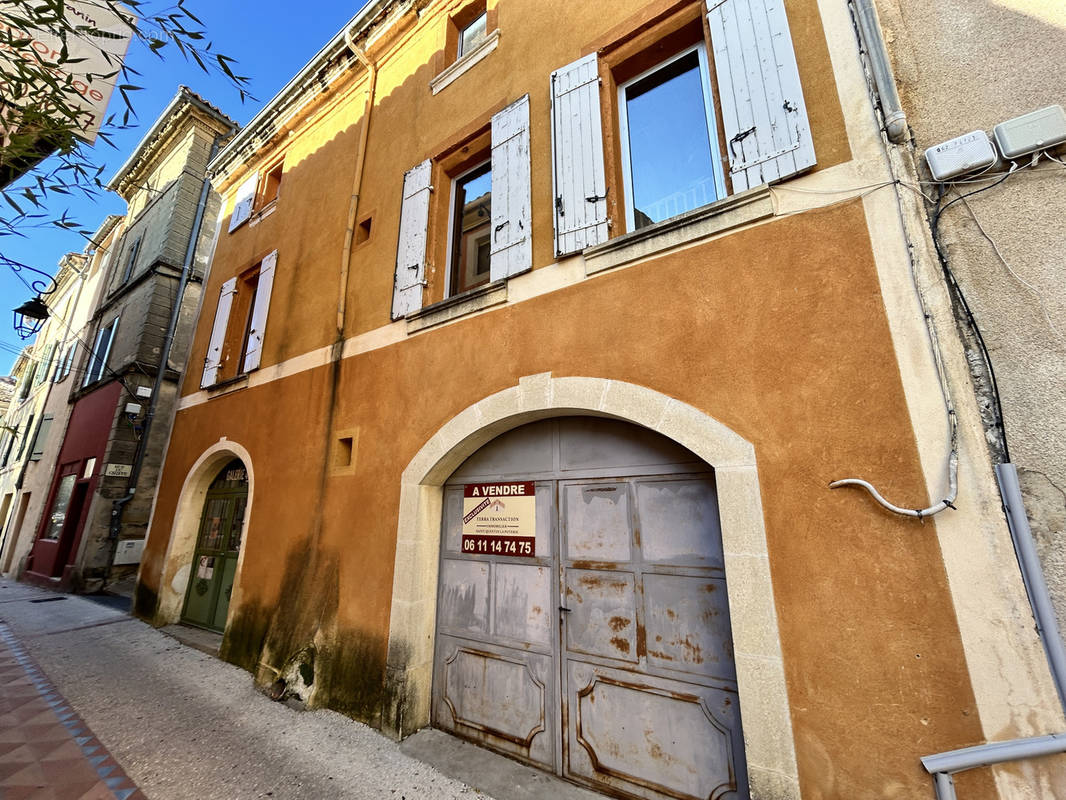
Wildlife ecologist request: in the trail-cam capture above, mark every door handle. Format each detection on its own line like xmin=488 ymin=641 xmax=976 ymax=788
xmin=559 ymin=605 xmax=572 ymax=614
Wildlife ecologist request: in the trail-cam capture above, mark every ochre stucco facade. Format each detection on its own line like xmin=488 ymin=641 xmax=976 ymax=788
xmin=133 ymin=1 xmax=1066 ymax=798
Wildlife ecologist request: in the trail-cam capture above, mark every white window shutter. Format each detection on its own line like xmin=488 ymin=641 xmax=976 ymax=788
xmin=550 ymin=53 xmax=608 ymax=256
xmin=707 ymin=0 xmax=816 ymax=191
xmin=490 ymin=94 xmax=532 ymax=281
xmin=392 ymin=159 xmax=432 ymax=319
xmin=228 ymin=173 xmax=258 ymax=232
xmin=242 ymin=250 xmax=277 ymax=372
xmin=201 ymin=278 xmax=237 ymax=387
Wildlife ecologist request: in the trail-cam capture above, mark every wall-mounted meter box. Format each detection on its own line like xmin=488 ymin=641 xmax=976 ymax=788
xmin=925 ymin=130 xmax=997 ymax=181
xmin=994 ymin=105 xmax=1066 ymax=159
xmin=112 ymin=538 xmax=145 ymax=566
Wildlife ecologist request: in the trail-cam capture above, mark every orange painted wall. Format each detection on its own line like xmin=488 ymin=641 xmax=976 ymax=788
xmin=141 ymin=1 xmax=996 ymax=796
xmin=183 ymin=0 xmax=850 ymax=396
xmin=142 ymin=198 xmax=992 ymax=798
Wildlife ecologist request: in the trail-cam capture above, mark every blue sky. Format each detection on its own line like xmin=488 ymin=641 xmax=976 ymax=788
xmin=1 ymin=1 xmax=370 ymax=373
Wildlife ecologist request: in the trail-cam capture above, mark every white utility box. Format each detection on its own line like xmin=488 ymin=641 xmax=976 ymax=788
xmin=994 ymin=105 xmax=1066 ymax=159
xmin=112 ymin=538 xmax=145 ymax=566
xmin=925 ymin=130 xmax=997 ymax=181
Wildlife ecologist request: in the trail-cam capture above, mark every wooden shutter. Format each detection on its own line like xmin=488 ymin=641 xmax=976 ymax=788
xmin=201 ymin=278 xmax=237 ymax=387
xmin=490 ymin=94 xmax=532 ymax=281
xmin=242 ymin=250 xmax=277 ymax=372
xmin=37 ymin=342 xmax=57 ymax=384
xmin=707 ymin=0 xmax=816 ymax=191
xmin=30 ymin=416 xmax=52 ymax=461
xmin=550 ymin=53 xmax=608 ymax=256
xmin=391 ymin=159 xmax=432 ymax=320
xmin=228 ymin=173 xmax=258 ymax=232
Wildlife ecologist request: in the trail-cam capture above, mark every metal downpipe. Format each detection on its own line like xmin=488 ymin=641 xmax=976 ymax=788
xmin=995 ymin=463 xmax=1066 ymax=708
xmin=336 ymin=29 xmax=378 ymax=349
xmin=854 ymin=0 xmax=908 ymax=143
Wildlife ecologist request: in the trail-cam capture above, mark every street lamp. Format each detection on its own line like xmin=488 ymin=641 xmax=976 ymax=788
xmin=2 ymin=253 xmax=57 ymax=338
xmin=13 ymin=296 xmax=50 ymax=339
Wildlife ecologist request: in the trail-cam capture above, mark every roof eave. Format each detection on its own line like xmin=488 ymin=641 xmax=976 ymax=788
xmin=209 ymin=0 xmax=397 ymax=181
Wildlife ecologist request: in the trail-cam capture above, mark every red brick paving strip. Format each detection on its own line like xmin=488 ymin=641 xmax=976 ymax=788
xmin=0 ymin=622 xmax=145 ymax=800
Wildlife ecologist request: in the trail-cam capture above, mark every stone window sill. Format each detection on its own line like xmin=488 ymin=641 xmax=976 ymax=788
xmin=583 ymin=185 xmax=774 ymax=276
xmin=250 ymin=199 xmax=278 ymax=226
xmin=205 ymin=373 xmax=249 ymax=398
xmin=429 ymin=29 xmax=500 ymax=95
xmin=407 ymin=280 xmax=507 ymax=333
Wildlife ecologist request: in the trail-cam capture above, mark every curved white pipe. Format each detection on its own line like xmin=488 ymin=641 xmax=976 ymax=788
xmin=830 ymin=409 xmax=958 ymax=518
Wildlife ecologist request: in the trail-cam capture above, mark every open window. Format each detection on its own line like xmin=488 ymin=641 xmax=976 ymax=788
xmin=550 ymin=0 xmax=815 ymax=255
xmin=618 ymin=44 xmax=726 ymax=230
xmin=257 ymin=159 xmax=284 ymax=210
xmin=201 ymin=251 xmax=277 ymax=387
xmin=391 ymin=95 xmax=531 ymax=320
xmin=449 ymin=160 xmax=492 ymax=295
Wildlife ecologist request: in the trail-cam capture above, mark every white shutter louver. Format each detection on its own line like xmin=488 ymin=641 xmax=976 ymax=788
xmin=242 ymin=250 xmax=277 ymax=373
xmin=707 ymin=0 xmax=816 ymax=191
xmin=30 ymin=416 xmax=52 ymax=461
xmin=550 ymin=53 xmax=608 ymax=256
xmin=201 ymin=277 xmax=237 ymax=387
xmin=391 ymin=159 xmax=432 ymax=319
xmin=490 ymin=94 xmax=532 ymax=281
xmin=228 ymin=173 xmax=258 ymax=232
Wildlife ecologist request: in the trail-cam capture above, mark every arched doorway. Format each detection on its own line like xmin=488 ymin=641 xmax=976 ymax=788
xmin=180 ymin=458 xmax=248 ymax=632
xmin=432 ymin=417 xmax=748 ymax=799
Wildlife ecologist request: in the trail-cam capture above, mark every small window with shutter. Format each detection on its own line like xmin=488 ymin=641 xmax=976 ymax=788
xmin=391 ymin=94 xmax=531 ymax=318
xmin=200 ymin=251 xmax=278 ymax=387
xmin=550 ymin=0 xmax=815 ymax=250
xmin=228 ymin=173 xmax=259 ymax=233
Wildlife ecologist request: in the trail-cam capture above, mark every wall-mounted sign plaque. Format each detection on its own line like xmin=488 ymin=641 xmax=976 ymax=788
xmin=462 ymin=482 xmax=535 ymax=557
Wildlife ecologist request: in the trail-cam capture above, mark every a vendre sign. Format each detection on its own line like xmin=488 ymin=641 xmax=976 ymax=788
xmin=0 ymin=1 xmax=134 ymax=143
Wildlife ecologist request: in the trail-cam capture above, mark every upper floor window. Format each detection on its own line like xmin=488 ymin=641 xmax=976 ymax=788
xmin=201 ymin=251 xmax=278 ymax=387
xmin=548 ymin=0 xmax=815 ymax=255
xmin=449 ymin=161 xmax=492 ymax=295
xmin=618 ymin=45 xmax=725 ymax=230
xmin=458 ymin=10 xmax=487 ymax=58
xmin=257 ymin=159 xmax=284 ymax=210
xmin=391 ymin=95 xmax=530 ymax=320
xmin=54 ymin=344 xmax=75 ymax=383
xmin=83 ymin=318 xmax=117 ymax=386
xmin=121 ymin=235 xmax=142 ymax=284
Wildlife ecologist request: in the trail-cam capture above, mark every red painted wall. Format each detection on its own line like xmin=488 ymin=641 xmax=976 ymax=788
xmin=27 ymin=382 xmax=122 ymax=578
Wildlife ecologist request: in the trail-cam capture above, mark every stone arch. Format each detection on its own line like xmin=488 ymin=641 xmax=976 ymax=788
xmin=147 ymin=438 xmax=255 ymax=629
xmin=384 ymin=373 xmax=799 ymax=799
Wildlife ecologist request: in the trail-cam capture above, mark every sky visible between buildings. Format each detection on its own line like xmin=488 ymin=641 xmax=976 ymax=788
xmin=1 ymin=0 xmax=373 ymax=374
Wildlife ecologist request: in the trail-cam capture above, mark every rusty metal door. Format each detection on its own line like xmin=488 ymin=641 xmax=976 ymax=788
xmin=432 ymin=418 xmax=748 ymax=799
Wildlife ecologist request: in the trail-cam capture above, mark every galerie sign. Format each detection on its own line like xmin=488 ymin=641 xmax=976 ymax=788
xmin=0 ymin=1 xmax=134 ymax=143
xmin=462 ymin=482 xmax=536 ymax=557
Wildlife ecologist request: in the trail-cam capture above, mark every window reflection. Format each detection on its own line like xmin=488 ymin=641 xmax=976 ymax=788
xmin=450 ymin=162 xmax=492 ymax=295
xmin=622 ymin=48 xmax=721 ymax=229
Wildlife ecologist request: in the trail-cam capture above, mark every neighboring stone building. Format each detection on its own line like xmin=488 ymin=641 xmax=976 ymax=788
xmin=0 ymin=219 xmax=120 ymax=578
xmin=18 ymin=88 xmax=236 ymax=591
xmin=873 ymin=0 xmax=1066 ymax=638
xmin=132 ymin=1 xmax=1064 ymax=798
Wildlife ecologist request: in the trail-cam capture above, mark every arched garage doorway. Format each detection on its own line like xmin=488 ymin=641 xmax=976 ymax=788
xmin=386 ymin=374 xmax=799 ymax=800
xmin=434 ymin=417 xmax=746 ymax=799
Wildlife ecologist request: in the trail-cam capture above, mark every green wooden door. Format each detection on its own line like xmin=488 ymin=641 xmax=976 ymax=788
xmin=182 ymin=460 xmax=248 ymax=632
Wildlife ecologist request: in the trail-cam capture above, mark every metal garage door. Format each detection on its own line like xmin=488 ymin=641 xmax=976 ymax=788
xmin=432 ymin=418 xmax=749 ymax=800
